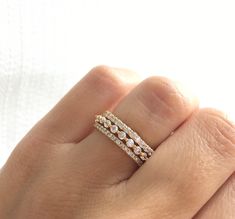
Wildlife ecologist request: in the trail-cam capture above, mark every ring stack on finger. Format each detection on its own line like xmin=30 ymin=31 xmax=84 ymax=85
xmin=94 ymin=111 xmax=154 ymax=166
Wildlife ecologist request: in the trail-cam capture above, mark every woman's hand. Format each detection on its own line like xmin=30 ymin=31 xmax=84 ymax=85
xmin=0 ymin=66 xmax=234 ymax=219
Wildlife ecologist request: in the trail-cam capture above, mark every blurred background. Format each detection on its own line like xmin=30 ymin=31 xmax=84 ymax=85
xmin=0 ymin=0 xmax=234 ymax=167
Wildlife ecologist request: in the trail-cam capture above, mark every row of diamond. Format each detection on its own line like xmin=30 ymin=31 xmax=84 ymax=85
xmin=103 ymin=111 xmax=153 ymax=156
xmin=95 ymin=115 xmax=149 ymax=162
xmin=94 ymin=122 xmax=143 ymax=166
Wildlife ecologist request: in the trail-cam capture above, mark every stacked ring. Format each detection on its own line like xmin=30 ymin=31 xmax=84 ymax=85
xmin=94 ymin=111 xmax=154 ymax=166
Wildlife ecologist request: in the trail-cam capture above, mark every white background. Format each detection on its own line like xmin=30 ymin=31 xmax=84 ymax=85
xmin=0 ymin=0 xmax=235 ymax=167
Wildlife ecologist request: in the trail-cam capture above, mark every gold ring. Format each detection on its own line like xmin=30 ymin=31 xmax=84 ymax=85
xmin=94 ymin=111 xmax=153 ymax=166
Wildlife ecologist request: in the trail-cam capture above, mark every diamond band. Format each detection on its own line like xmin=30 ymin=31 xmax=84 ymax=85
xmin=103 ymin=111 xmax=154 ymax=156
xmin=94 ymin=123 xmax=143 ymax=166
xmin=94 ymin=111 xmax=154 ymax=166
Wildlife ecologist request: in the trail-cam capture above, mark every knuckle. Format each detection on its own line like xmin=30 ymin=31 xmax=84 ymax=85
xmin=197 ymin=108 xmax=235 ymax=159
xmin=87 ymin=65 xmax=128 ymax=97
xmin=138 ymin=76 xmax=192 ymax=120
xmin=89 ymin=65 xmax=113 ymax=76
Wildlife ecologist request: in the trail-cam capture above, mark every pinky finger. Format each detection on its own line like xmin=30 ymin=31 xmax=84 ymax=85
xmin=194 ymin=173 xmax=235 ymax=219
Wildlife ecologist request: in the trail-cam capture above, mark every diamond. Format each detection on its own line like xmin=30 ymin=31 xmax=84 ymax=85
xmin=134 ymin=146 xmax=141 ymax=155
xmin=100 ymin=116 xmax=106 ymax=124
xmin=111 ymin=135 xmax=116 ymax=140
xmin=126 ymin=148 xmax=131 ymax=153
xmin=116 ymin=120 xmax=122 ymax=127
xmin=120 ymin=144 xmax=125 ymax=149
xmin=129 ymin=130 xmax=133 ymax=135
xmin=142 ymin=144 xmax=147 ymax=149
xmin=123 ymin=126 xmax=129 ymax=133
xmin=104 ymin=120 xmax=111 ymax=128
xmin=118 ymin=131 xmax=126 ymax=140
xmin=126 ymin=139 xmax=134 ymax=148
xmin=115 ymin=139 xmax=121 ymax=145
xmin=134 ymin=135 xmax=141 ymax=143
xmin=110 ymin=125 xmax=118 ymax=133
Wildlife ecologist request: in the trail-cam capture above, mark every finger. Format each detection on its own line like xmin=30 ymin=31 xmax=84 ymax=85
xmin=194 ymin=173 xmax=235 ymax=219
xmin=128 ymin=109 xmax=235 ymax=219
xmin=76 ymin=76 xmax=198 ymax=183
xmin=19 ymin=66 xmax=140 ymax=145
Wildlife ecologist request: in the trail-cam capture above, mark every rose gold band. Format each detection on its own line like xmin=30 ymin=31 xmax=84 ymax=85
xmin=94 ymin=111 xmax=153 ymax=166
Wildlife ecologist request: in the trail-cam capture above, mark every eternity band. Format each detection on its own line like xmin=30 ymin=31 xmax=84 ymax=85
xmin=94 ymin=111 xmax=154 ymax=166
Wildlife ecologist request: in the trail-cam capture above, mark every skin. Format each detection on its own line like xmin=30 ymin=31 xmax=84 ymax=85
xmin=0 ymin=66 xmax=234 ymax=219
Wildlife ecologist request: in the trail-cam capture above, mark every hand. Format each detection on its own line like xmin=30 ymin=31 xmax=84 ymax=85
xmin=0 ymin=66 xmax=234 ymax=219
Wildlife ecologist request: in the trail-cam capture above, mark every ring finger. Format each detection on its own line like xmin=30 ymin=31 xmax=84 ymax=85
xmin=75 ymin=76 xmax=198 ymax=182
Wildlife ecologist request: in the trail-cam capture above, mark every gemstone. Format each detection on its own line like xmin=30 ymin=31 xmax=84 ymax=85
xmin=110 ymin=125 xmax=118 ymax=133
xmin=126 ymin=139 xmax=134 ymax=147
xmin=134 ymin=146 xmax=141 ymax=155
xmin=100 ymin=116 xmax=106 ymax=124
xmin=134 ymin=135 xmax=141 ymax=143
xmin=139 ymin=140 xmax=144 ymax=146
xmin=118 ymin=131 xmax=126 ymax=140
xmin=115 ymin=139 xmax=121 ymax=145
xmin=142 ymin=145 xmax=147 ymax=150
xmin=123 ymin=125 xmax=129 ymax=132
xmin=111 ymin=135 xmax=115 ymax=140
xmin=126 ymin=148 xmax=131 ymax=154
xmin=128 ymin=131 xmax=134 ymax=137
xmin=104 ymin=120 xmax=111 ymax=128
xmin=121 ymin=144 xmax=125 ymax=149
xmin=140 ymin=156 xmax=147 ymax=161
xmin=116 ymin=121 xmax=122 ymax=127
xmin=95 ymin=116 xmax=100 ymax=122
